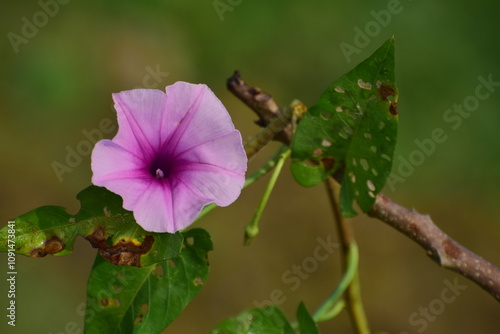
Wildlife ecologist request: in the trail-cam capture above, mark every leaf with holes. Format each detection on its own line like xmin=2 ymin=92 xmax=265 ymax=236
xmin=84 ymin=228 xmax=213 ymax=334
xmin=210 ymin=305 xmax=295 ymax=334
xmin=291 ymin=37 xmax=398 ymax=217
xmin=0 ymin=185 xmax=183 ymax=267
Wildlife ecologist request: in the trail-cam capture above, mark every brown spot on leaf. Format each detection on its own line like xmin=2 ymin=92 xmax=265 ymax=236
xmin=193 ymin=277 xmax=204 ymax=286
xmin=312 ymin=148 xmax=323 ymax=157
xmin=134 ymin=304 xmax=149 ymax=324
xmin=153 ymin=264 xmax=164 ymax=277
xmin=93 ymin=226 xmax=106 ymax=240
xmin=117 ymin=252 xmax=134 ymax=265
xmin=100 ymin=299 xmax=110 ymax=306
xmin=321 ymin=157 xmax=336 ymax=173
xmin=30 ymin=236 xmax=65 ymax=257
xmin=377 ymin=83 xmax=396 ymax=101
xmin=167 ymin=259 xmax=176 ymax=268
xmin=377 ymin=83 xmax=398 ymax=116
xmin=85 ymin=227 xmax=154 ymax=267
xmin=30 ymin=249 xmax=44 ymax=257
xmin=134 ymin=314 xmax=143 ymax=325
xmin=389 ymin=102 xmax=398 ymax=116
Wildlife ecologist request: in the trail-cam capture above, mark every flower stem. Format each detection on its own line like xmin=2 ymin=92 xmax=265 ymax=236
xmin=323 ymin=177 xmax=370 ymax=334
xmin=244 ymin=148 xmax=290 ymax=245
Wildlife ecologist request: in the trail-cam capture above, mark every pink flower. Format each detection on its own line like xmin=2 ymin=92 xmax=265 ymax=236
xmin=91 ymin=82 xmax=247 ymax=233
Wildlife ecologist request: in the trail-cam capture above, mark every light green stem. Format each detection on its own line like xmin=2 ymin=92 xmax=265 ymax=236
xmin=244 ymin=148 xmax=291 ymax=245
xmin=313 ymin=242 xmax=358 ymax=322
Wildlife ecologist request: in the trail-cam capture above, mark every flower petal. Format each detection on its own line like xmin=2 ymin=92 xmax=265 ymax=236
xmin=163 ymin=82 xmax=239 ymax=155
xmin=127 ymin=181 xmax=175 ymax=233
xmin=173 ymin=164 xmax=245 ymax=207
xmin=91 ymin=82 xmax=247 ymax=233
xmin=131 ymin=178 xmax=209 ymax=233
xmin=91 ymin=140 xmax=149 ymax=184
xmin=111 ymin=88 xmax=167 ymax=162
xmin=175 ymin=131 xmax=247 ymax=176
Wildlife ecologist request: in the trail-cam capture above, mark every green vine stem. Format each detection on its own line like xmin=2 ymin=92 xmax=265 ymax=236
xmin=312 ymin=242 xmax=357 ymax=322
xmin=244 ymin=147 xmax=290 ymax=245
xmin=324 ymin=177 xmax=370 ymax=334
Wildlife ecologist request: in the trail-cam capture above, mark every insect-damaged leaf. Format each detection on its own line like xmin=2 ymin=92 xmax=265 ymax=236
xmin=291 ymin=37 xmax=398 ymax=217
xmin=84 ymin=228 xmax=212 ymax=334
xmin=0 ymin=185 xmax=183 ymax=266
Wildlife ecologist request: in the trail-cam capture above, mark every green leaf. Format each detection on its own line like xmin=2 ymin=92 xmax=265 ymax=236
xmin=296 ymin=302 xmax=319 ymax=334
xmin=0 ymin=185 xmax=183 ymax=266
xmin=84 ymin=228 xmax=213 ymax=334
xmin=210 ymin=306 xmax=295 ymax=334
xmin=291 ymin=37 xmax=398 ymax=216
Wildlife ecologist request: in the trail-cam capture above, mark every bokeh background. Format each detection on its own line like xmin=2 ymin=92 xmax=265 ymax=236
xmin=1 ymin=0 xmax=500 ymax=333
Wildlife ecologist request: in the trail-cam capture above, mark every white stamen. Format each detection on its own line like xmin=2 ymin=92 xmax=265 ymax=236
xmin=155 ymin=168 xmax=165 ymax=179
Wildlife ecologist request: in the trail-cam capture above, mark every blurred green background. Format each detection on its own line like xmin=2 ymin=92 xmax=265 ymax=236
xmin=1 ymin=0 xmax=500 ymax=333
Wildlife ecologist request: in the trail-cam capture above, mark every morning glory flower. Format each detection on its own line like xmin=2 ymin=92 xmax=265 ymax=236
xmin=91 ymin=82 xmax=247 ymax=233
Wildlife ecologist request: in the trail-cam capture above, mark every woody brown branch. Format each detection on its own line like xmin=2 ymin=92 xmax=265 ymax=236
xmin=368 ymin=194 xmax=500 ymax=301
xmin=227 ymin=71 xmax=500 ymax=302
xmin=226 ymin=71 xmax=292 ymax=155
